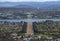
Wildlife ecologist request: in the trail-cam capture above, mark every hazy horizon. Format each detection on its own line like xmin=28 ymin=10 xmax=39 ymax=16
xmin=0 ymin=0 xmax=59 ymax=2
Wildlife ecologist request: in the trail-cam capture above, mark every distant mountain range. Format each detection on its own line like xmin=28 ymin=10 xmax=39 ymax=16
xmin=0 ymin=1 xmax=60 ymax=10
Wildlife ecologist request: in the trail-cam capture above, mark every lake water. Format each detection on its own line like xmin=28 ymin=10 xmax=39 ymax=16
xmin=0 ymin=19 xmax=60 ymax=22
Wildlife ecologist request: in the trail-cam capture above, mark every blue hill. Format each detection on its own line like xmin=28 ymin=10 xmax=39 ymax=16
xmin=0 ymin=1 xmax=60 ymax=10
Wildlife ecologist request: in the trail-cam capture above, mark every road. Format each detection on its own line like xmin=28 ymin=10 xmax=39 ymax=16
xmin=27 ymin=22 xmax=33 ymax=35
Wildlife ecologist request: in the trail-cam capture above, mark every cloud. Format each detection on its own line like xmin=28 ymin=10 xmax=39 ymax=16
xmin=0 ymin=0 xmax=59 ymax=2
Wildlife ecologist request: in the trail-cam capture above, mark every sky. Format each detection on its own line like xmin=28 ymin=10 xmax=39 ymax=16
xmin=0 ymin=0 xmax=59 ymax=2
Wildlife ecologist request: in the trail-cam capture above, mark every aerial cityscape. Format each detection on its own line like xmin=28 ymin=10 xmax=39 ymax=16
xmin=0 ymin=0 xmax=60 ymax=41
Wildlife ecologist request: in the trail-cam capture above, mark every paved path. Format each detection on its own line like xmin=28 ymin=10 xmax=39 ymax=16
xmin=27 ymin=22 xmax=33 ymax=35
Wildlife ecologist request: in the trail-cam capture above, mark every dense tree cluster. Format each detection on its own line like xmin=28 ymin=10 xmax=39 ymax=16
xmin=33 ymin=20 xmax=60 ymax=39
